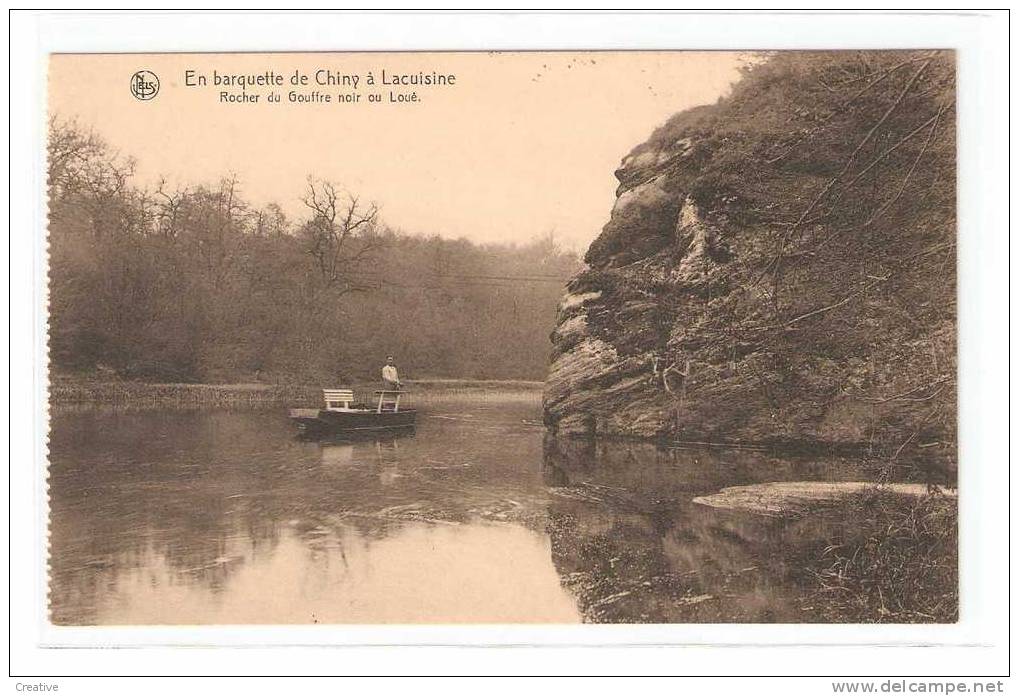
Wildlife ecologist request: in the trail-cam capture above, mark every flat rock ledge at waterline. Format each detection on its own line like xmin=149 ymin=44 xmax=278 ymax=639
xmin=692 ymin=481 xmax=957 ymax=519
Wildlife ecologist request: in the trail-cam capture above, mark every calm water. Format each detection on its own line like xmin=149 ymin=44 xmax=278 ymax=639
xmin=50 ymin=391 xmax=897 ymax=625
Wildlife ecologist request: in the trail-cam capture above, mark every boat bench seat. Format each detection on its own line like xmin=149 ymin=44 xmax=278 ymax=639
xmin=373 ymin=389 xmax=406 ymax=413
xmin=323 ymin=389 xmax=355 ymax=411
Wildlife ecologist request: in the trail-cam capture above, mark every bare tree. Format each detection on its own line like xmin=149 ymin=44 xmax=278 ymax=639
xmin=254 ymin=203 xmax=289 ymax=239
xmin=153 ymin=179 xmax=189 ymax=240
xmin=300 ymin=177 xmax=384 ymax=294
xmin=48 ymin=118 xmax=138 ymax=242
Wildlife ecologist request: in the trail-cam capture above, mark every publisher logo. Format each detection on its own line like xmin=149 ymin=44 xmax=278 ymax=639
xmin=130 ymin=71 xmax=160 ymax=101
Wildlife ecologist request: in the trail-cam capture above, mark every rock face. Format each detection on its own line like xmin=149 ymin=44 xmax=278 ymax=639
xmin=544 ymin=51 xmax=957 ymax=462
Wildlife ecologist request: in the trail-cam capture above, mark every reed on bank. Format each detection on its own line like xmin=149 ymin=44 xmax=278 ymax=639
xmin=801 ymin=489 xmax=958 ymax=623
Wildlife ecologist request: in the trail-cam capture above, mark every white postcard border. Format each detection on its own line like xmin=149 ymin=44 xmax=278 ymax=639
xmin=8 ymin=9 xmax=1010 ymax=677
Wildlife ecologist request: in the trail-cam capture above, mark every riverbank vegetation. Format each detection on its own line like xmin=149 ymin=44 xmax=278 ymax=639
xmin=49 ymin=374 xmax=544 ymax=408
xmin=48 ymin=120 xmax=581 ymax=385
xmin=692 ymin=480 xmax=958 ymax=622
xmin=49 ymin=377 xmax=320 ymax=408
xmin=801 ymin=490 xmax=957 ymax=623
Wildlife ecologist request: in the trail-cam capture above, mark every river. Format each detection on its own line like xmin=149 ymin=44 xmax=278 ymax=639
xmin=49 ymin=389 xmax=913 ymax=625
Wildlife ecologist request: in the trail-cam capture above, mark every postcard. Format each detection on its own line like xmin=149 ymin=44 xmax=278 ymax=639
xmin=43 ymin=48 xmax=961 ymax=628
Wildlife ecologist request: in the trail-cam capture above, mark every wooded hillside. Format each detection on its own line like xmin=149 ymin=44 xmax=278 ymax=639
xmin=48 ymin=121 xmax=581 ymax=383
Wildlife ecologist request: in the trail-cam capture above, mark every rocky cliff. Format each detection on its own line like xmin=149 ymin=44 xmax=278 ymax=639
xmin=544 ymin=51 xmax=956 ymax=462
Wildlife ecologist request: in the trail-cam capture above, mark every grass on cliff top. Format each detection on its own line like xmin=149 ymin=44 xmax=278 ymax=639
xmin=801 ymin=489 xmax=957 ymax=623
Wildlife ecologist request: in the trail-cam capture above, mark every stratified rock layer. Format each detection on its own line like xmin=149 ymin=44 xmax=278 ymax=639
xmin=544 ymin=51 xmax=956 ymax=463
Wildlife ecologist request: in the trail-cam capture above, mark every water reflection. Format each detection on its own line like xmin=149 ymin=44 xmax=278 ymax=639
xmin=64 ymin=523 xmax=577 ymax=625
xmin=540 ymin=437 xmax=907 ymax=622
xmin=317 ymin=432 xmax=413 ymax=486
xmin=49 ymin=402 xmax=571 ymax=624
xmin=49 ymin=396 xmax=905 ymax=625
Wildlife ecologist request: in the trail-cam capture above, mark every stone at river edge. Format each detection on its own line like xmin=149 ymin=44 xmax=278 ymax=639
xmin=543 ymin=51 xmax=956 ymax=462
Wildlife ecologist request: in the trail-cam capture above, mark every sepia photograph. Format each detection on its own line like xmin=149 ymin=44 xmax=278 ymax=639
xmin=43 ymin=47 xmax=961 ymax=628
xmin=8 ymin=5 xmax=1015 ymax=687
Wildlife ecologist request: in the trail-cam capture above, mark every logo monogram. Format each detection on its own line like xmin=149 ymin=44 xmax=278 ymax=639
xmin=130 ymin=71 xmax=160 ymax=101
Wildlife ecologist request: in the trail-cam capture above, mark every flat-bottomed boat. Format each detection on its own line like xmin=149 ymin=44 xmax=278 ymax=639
xmin=289 ymin=389 xmax=416 ymax=435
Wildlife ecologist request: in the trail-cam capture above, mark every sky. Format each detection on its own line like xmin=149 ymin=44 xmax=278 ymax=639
xmin=49 ymin=51 xmax=745 ymax=250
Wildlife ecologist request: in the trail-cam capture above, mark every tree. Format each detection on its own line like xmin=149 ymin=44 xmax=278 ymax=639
xmin=48 ymin=121 xmax=582 ymax=383
xmin=299 ymin=178 xmax=384 ymax=295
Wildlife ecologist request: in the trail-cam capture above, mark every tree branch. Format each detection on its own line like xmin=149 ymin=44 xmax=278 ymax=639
xmin=759 ymin=59 xmax=932 ymax=306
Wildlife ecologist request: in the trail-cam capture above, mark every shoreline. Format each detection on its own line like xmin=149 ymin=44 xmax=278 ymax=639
xmin=49 ymin=376 xmax=545 ymax=407
xmin=50 ymin=377 xmax=954 ymax=477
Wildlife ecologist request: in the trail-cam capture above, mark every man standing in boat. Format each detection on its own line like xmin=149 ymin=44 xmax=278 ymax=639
xmin=382 ymin=355 xmax=402 ymax=390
